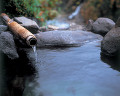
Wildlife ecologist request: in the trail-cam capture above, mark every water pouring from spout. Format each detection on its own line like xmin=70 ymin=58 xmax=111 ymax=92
xmin=32 ymin=45 xmax=38 ymax=63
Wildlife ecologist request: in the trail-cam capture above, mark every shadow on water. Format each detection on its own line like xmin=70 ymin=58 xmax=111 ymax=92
xmin=101 ymin=52 xmax=120 ymax=72
xmin=2 ymin=49 xmax=36 ymax=96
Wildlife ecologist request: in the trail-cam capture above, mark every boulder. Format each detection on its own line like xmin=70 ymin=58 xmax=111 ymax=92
xmin=0 ymin=25 xmax=8 ymax=33
xmin=101 ymin=17 xmax=120 ymax=56
xmin=85 ymin=18 xmax=115 ymax=36
xmin=13 ymin=17 xmax=40 ymax=34
xmin=0 ymin=31 xmax=19 ymax=59
xmin=35 ymin=30 xmax=102 ymax=47
xmin=92 ymin=18 xmax=115 ymax=36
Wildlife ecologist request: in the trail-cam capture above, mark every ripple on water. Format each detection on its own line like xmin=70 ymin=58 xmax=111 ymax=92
xmin=25 ymin=40 xmax=120 ymax=96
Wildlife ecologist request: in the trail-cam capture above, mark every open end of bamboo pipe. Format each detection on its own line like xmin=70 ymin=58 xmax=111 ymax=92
xmin=26 ymin=35 xmax=37 ymax=46
xmin=1 ymin=13 xmax=37 ymax=47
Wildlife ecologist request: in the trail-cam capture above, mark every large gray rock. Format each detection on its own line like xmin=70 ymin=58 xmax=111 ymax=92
xmin=101 ymin=27 xmax=120 ymax=56
xmin=0 ymin=32 xmax=19 ymax=59
xmin=0 ymin=25 xmax=8 ymax=34
xmin=101 ymin=17 xmax=120 ymax=56
xmin=86 ymin=18 xmax=115 ymax=36
xmin=92 ymin=18 xmax=115 ymax=36
xmin=35 ymin=30 xmax=102 ymax=47
xmin=13 ymin=17 xmax=40 ymax=34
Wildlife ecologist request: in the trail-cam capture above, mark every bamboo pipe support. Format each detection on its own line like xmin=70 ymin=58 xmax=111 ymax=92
xmin=1 ymin=13 xmax=37 ymax=46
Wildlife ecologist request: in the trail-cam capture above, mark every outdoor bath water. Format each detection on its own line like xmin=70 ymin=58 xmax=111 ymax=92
xmin=23 ymin=40 xmax=120 ymax=96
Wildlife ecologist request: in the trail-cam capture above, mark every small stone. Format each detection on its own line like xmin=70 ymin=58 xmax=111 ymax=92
xmin=85 ymin=19 xmax=94 ymax=31
xmin=39 ymin=26 xmax=47 ymax=32
xmin=47 ymin=25 xmax=59 ymax=30
xmin=13 ymin=17 xmax=40 ymax=34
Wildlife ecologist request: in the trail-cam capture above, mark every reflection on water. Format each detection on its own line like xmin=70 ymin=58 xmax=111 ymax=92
xmin=101 ymin=53 xmax=120 ymax=72
xmin=25 ymin=40 xmax=120 ymax=96
xmin=1 ymin=40 xmax=120 ymax=96
xmin=1 ymin=49 xmax=36 ymax=96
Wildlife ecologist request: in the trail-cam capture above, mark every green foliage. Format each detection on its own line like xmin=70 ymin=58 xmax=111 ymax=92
xmin=81 ymin=0 xmax=120 ymax=23
xmin=4 ymin=0 xmax=62 ymax=26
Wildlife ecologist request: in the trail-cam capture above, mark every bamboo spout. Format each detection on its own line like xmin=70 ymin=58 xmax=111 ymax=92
xmin=1 ymin=13 xmax=37 ymax=46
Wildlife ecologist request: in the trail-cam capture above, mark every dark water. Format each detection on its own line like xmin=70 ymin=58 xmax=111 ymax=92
xmin=23 ymin=40 xmax=120 ymax=96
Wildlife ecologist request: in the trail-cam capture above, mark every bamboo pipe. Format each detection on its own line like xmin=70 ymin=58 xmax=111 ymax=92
xmin=1 ymin=13 xmax=37 ymax=46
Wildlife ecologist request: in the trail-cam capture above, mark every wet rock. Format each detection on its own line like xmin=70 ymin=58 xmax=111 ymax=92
xmin=14 ymin=36 xmax=31 ymax=48
xmin=92 ymin=18 xmax=115 ymax=36
xmin=13 ymin=17 xmax=40 ymax=34
xmin=101 ymin=18 xmax=120 ymax=56
xmin=35 ymin=30 xmax=102 ymax=47
xmin=0 ymin=25 xmax=8 ymax=33
xmin=0 ymin=31 xmax=19 ymax=59
xmin=101 ymin=27 xmax=120 ymax=56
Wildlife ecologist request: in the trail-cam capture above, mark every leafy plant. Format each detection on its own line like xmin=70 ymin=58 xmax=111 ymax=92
xmin=4 ymin=0 xmax=62 ymax=26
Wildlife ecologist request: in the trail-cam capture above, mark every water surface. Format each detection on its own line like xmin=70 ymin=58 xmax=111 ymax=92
xmin=24 ymin=40 xmax=120 ymax=96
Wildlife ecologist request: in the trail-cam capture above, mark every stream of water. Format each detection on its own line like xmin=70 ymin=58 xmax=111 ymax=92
xmin=32 ymin=46 xmax=38 ymax=63
xmin=24 ymin=40 xmax=120 ymax=96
